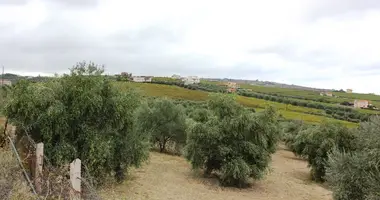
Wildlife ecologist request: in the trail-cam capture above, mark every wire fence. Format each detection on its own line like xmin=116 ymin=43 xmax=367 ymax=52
xmin=1 ymin=121 xmax=102 ymax=200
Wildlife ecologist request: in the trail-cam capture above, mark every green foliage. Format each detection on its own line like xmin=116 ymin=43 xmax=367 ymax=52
xmin=135 ymin=98 xmax=187 ymax=152
xmin=290 ymin=122 xmax=357 ymax=182
xmin=185 ymin=94 xmax=280 ymax=187
xmin=326 ymin=116 xmax=380 ymax=200
xmin=326 ymin=150 xmax=380 ymax=200
xmin=5 ymin=62 xmax=150 ymax=185
xmin=116 ymin=82 xmax=357 ymax=127
xmin=281 ymin=120 xmax=310 ymax=152
xmin=189 ymin=108 xmax=213 ymax=123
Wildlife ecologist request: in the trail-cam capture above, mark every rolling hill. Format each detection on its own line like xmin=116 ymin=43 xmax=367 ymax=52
xmin=114 ymin=82 xmax=357 ymax=127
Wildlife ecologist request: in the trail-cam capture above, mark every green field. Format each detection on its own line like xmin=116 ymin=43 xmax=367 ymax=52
xmin=237 ymin=83 xmax=380 ymax=112
xmin=114 ymin=82 xmax=357 ymax=127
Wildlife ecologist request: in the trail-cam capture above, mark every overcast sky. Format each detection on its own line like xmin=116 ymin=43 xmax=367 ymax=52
xmin=1 ymin=0 xmax=380 ymax=94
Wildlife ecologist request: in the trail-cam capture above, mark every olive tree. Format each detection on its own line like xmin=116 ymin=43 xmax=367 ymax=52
xmin=290 ymin=121 xmax=357 ymax=182
xmin=135 ymin=98 xmax=187 ymax=153
xmin=185 ymin=94 xmax=280 ymax=187
xmin=5 ymin=62 xmax=150 ymax=184
xmin=326 ymin=116 xmax=380 ymax=200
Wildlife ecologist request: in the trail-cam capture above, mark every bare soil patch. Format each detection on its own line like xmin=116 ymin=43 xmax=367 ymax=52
xmin=100 ymin=147 xmax=332 ymax=200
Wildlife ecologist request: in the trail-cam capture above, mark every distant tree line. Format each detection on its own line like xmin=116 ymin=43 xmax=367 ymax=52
xmin=237 ymin=91 xmax=372 ymax=123
xmin=142 ymin=79 xmax=373 ymax=123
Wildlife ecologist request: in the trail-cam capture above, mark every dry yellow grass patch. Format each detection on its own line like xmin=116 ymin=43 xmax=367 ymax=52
xmin=100 ymin=146 xmax=332 ymax=200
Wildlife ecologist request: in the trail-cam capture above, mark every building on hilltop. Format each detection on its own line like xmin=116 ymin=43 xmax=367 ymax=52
xmin=132 ymin=76 xmax=153 ymax=83
xmin=354 ymin=99 xmax=370 ymax=108
xmin=183 ymin=76 xmax=200 ymax=85
xmin=224 ymin=81 xmax=239 ymax=93
xmin=0 ymin=79 xmax=12 ymax=86
xmin=226 ymin=82 xmax=238 ymax=89
xmin=320 ymin=91 xmax=333 ymax=97
xmin=346 ymin=89 xmax=353 ymax=93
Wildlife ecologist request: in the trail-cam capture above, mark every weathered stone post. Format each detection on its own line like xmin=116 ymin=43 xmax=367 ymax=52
xmin=70 ymin=158 xmax=81 ymax=200
xmin=35 ymin=142 xmax=44 ymax=194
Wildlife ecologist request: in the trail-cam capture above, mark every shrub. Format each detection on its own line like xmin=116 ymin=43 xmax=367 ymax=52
xmin=135 ymin=98 xmax=187 ymax=153
xmin=292 ymin=122 xmax=357 ymax=182
xmin=189 ymin=108 xmax=213 ymax=123
xmin=282 ymin=120 xmax=309 ymax=152
xmin=5 ymin=62 xmax=150 ymax=184
xmin=326 ymin=116 xmax=380 ymax=200
xmin=185 ymin=94 xmax=280 ymax=187
xmin=326 ymin=150 xmax=380 ymax=200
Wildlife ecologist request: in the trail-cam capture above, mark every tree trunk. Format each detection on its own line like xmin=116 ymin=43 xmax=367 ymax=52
xmin=159 ymin=140 xmax=166 ymax=153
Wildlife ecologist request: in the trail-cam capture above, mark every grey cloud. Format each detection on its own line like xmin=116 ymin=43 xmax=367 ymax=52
xmin=0 ymin=0 xmax=27 ymax=5
xmin=106 ymin=25 xmax=182 ymax=55
xmin=42 ymin=0 xmax=98 ymax=8
xmin=308 ymin=0 xmax=380 ymax=21
xmin=0 ymin=12 xmax=217 ymax=77
xmin=249 ymin=45 xmax=341 ymax=67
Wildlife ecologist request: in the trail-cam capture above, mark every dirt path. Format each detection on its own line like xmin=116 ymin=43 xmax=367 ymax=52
xmin=100 ymin=146 xmax=332 ymax=200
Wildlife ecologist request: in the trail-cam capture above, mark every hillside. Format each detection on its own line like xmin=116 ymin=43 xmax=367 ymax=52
xmin=114 ymin=82 xmax=357 ymax=127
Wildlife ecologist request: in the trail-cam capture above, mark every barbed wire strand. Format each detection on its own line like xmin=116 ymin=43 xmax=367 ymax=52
xmin=19 ymin=122 xmax=102 ymax=199
xmin=7 ymin=134 xmax=39 ymax=198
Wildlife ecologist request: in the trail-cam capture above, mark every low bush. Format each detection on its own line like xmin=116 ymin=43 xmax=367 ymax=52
xmin=290 ymin=122 xmax=357 ymax=182
xmin=326 ymin=116 xmax=380 ymax=200
xmin=282 ymin=120 xmax=310 ymax=153
xmin=185 ymin=94 xmax=280 ymax=187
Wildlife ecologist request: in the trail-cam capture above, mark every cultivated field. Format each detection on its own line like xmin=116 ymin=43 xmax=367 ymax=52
xmin=100 ymin=145 xmax=332 ymax=200
xmin=115 ymin=82 xmax=357 ymax=127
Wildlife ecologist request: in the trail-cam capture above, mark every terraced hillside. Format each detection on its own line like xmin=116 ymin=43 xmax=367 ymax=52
xmin=114 ymin=82 xmax=357 ymax=127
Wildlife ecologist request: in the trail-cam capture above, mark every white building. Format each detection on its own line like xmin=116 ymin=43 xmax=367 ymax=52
xmin=183 ymin=76 xmax=200 ymax=85
xmin=320 ymin=91 xmax=333 ymax=97
xmin=354 ymin=100 xmax=369 ymax=108
xmin=132 ymin=76 xmax=152 ymax=82
xmin=0 ymin=79 xmax=12 ymax=86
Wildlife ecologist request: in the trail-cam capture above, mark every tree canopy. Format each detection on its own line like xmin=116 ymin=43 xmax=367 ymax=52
xmin=185 ymin=94 xmax=280 ymax=187
xmin=5 ymin=62 xmax=150 ymax=184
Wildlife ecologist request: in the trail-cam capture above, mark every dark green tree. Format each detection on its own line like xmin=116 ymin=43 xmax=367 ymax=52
xmin=185 ymin=94 xmax=280 ymax=187
xmin=326 ymin=116 xmax=380 ymax=200
xmin=291 ymin=121 xmax=357 ymax=182
xmin=135 ymin=98 xmax=187 ymax=152
xmin=5 ymin=62 xmax=150 ymax=184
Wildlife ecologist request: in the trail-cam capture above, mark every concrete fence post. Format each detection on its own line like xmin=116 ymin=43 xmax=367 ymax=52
xmin=35 ymin=142 xmax=44 ymax=194
xmin=70 ymin=158 xmax=81 ymax=200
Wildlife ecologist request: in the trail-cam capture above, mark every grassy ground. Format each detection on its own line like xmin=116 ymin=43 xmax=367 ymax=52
xmin=100 ymin=145 xmax=332 ymax=200
xmin=115 ymin=82 xmax=357 ymax=127
xmin=239 ymin=83 xmax=380 ymax=108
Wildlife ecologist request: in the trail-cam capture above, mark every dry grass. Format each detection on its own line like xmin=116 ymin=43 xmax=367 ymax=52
xmin=100 ymin=145 xmax=332 ymax=200
xmin=0 ymin=147 xmax=37 ymax=200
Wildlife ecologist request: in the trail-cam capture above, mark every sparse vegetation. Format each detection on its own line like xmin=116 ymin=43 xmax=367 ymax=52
xmin=0 ymin=146 xmax=37 ymax=200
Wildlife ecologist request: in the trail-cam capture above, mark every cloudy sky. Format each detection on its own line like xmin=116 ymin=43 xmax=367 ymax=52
xmin=1 ymin=0 xmax=380 ymax=94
